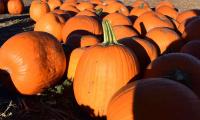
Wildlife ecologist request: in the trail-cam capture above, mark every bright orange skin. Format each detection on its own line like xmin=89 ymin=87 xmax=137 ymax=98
xmin=146 ymin=27 xmax=181 ymax=54
xmin=29 ymin=0 xmax=50 ymax=22
xmin=129 ymin=6 xmax=152 ymax=17
xmin=76 ymin=10 xmax=96 ymax=17
xmin=48 ymin=0 xmax=62 ymax=11
xmin=52 ymin=9 xmax=72 ymax=21
xmin=80 ymin=35 xmax=100 ymax=47
xmin=0 ymin=31 xmax=66 ymax=95
xmin=131 ymin=0 xmax=150 ymax=8
xmin=103 ymin=2 xmax=129 ymax=16
xmin=133 ymin=11 xmax=175 ymax=36
xmin=144 ymin=53 xmax=200 ymax=97
xmin=34 ymin=13 xmax=65 ymax=42
xmin=182 ymin=17 xmax=200 ymax=40
xmin=107 ymin=78 xmax=200 ymax=120
xmin=62 ymin=16 xmax=102 ymax=44
xmin=156 ymin=6 xmax=178 ymax=19
xmin=113 ymin=25 xmax=138 ymax=40
xmin=181 ymin=40 xmax=200 ymax=60
xmin=155 ymin=1 xmax=175 ymax=10
xmin=76 ymin=1 xmax=94 ymax=11
xmin=73 ymin=44 xmax=140 ymax=116
xmin=7 ymin=0 xmax=24 ymax=14
xmin=67 ymin=47 xmax=86 ymax=81
xmin=60 ymin=4 xmax=80 ymax=13
xmin=104 ymin=13 xmax=132 ymax=26
xmin=176 ymin=9 xmax=200 ymax=24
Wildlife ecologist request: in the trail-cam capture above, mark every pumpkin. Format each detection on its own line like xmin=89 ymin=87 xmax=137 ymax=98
xmin=119 ymin=37 xmax=158 ymax=70
xmin=48 ymin=0 xmax=62 ymax=11
xmin=73 ymin=20 xmax=140 ymax=117
xmin=113 ymin=25 xmax=138 ymax=40
xmin=103 ymin=13 xmax=132 ymax=26
xmin=146 ymin=27 xmax=181 ymax=54
xmin=29 ymin=0 xmax=50 ymax=22
xmin=7 ymin=0 xmax=24 ymax=14
xmin=144 ymin=53 xmax=200 ymax=97
xmin=176 ymin=9 xmax=200 ymax=24
xmin=0 ymin=31 xmax=66 ymax=95
xmin=129 ymin=5 xmax=152 ymax=18
xmin=62 ymin=15 xmax=102 ymax=44
xmin=133 ymin=11 xmax=175 ymax=36
xmin=103 ymin=2 xmax=129 ymax=16
xmin=76 ymin=10 xmax=96 ymax=17
xmin=67 ymin=47 xmax=86 ymax=81
xmin=131 ymin=0 xmax=150 ymax=8
xmin=155 ymin=1 xmax=175 ymax=10
xmin=52 ymin=9 xmax=72 ymax=21
xmin=177 ymin=16 xmax=198 ymax=34
xmin=182 ymin=17 xmax=200 ymax=40
xmin=180 ymin=40 xmax=200 ymax=60
xmin=80 ymin=35 xmax=100 ymax=47
xmin=155 ymin=6 xmax=178 ymax=20
xmin=76 ymin=1 xmax=94 ymax=11
xmin=0 ymin=0 xmax=5 ymax=14
xmin=34 ymin=12 xmax=65 ymax=42
xmin=107 ymin=78 xmax=200 ymax=120
xmin=60 ymin=4 xmax=80 ymax=14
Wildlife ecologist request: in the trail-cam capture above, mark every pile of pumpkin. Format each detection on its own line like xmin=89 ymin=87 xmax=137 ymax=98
xmin=0 ymin=0 xmax=200 ymax=119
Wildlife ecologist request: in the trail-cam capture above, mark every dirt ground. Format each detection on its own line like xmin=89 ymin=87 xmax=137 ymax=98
xmin=0 ymin=0 xmax=199 ymax=120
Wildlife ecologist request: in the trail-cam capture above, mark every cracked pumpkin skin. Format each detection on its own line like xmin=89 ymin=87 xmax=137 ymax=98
xmin=0 ymin=32 xmax=66 ymax=95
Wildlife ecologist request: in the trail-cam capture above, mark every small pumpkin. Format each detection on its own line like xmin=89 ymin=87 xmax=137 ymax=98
xmin=155 ymin=6 xmax=178 ymax=20
xmin=60 ymin=4 xmax=80 ymax=14
xmin=103 ymin=12 xmax=132 ymax=26
xmin=180 ymin=40 xmax=200 ymax=60
xmin=76 ymin=1 xmax=94 ymax=11
xmin=144 ymin=53 xmax=200 ymax=97
xmin=107 ymin=78 xmax=200 ymax=120
xmin=155 ymin=1 xmax=175 ymax=10
xmin=48 ymin=0 xmax=62 ymax=11
xmin=80 ymin=35 xmax=100 ymax=47
xmin=176 ymin=9 xmax=200 ymax=24
xmin=113 ymin=25 xmax=138 ymax=40
xmin=29 ymin=0 xmax=50 ymax=22
xmin=146 ymin=27 xmax=181 ymax=54
xmin=131 ymin=0 xmax=150 ymax=8
xmin=52 ymin=9 xmax=72 ymax=21
xmin=129 ymin=5 xmax=152 ymax=18
xmin=62 ymin=15 xmax=102 ymax=44
xmin=103 ymin=2 xmax=129 ymax=16
xmin=34 ymin=12 xmax=65 ymax=42
xmin=7 ymin=0 xmax=24 ymax=14
xmin=73 ymin=20 xmax=140 ymax=116
xmin=76 ymin=10 xmax=96 ymax=17
xmin=0 ymin=31 xmax=66 ymax=95
xmin=133 ymin=11 xmax=175 ymax=36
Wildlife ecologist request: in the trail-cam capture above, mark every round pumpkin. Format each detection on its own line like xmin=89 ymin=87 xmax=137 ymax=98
xmin=103 ymin=2 xmax=129 ymax=16
xmin=180 ymin=40 xmax=200 ymax=60
xmin=29 ymin=0 xmax=50 ymax=22
xmin=133 ymin=11 xmax=175 ymax=36
xmin=52 ymin=9 xmax=72 ymax=21
xmin=76 ymin=10 xmax=96 ymax=17
xmin=60 ymin=4 xmax=80 ymax=15
xmin=131 ymin=0 xmax=150 ymax=8
xmin=62 ymin=15 xmax=102 ymax=44
xmin=144 ymin=53 xmax=200 ymax=97
xmin=73 ymin=20 xmax=140 ymax=117
xmin=182 ymin=17 xmax=200 ymax=40
xmin=48 ymin=0 xmax=62 ymax=11
xmin=176 ymin=9 xmax=200 ymax=24
xmin=129 ymin=6 xmax=152 ymax=18
xmin=146 ymin=27 xmax=181 ymax=54
xmin=0 ymin=31 xmax=66 ymax=95
xmin=107 ymin=78 xmax=200 ymax=120
xmin=103 ymin=12 xmax=132 ymax=26
xmin=155 ymin=1 xmax=175 ymax=10
xmin=7 ymin=0 xmax=24 ymax=14
xmin=80 ymin=35 xmax=100 ymax=47
xmin=34 ymin=12 xmax=65 ymax=42
xmin=155 ymin=6 xmax=178 ymax=20
xmin=113 ymin=25 xmax=138 ymax=40
xmin=76 ymin=1 xmax=94 ymax=11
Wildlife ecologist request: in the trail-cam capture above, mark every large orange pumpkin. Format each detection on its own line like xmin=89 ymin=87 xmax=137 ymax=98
xmin=133 ymin=11 xmax=175 ymax=36
xmin=144 ymin=53 xmax=200 ymax=97
xmin=146 ymin=27 xmax=181 ymax=54
xmin=7 ymin=0 xmax=24 ymax=14
xmin=182 ymin=17 xmax=200 ymax=40
xmin=29 ymin=0 xmax=50 ymax=22
xmin=48 ymin=0 xmax=62 ymax=11
xmin=113 ymin=25 xmax=138 ymax=40
xmin=0 ymin=31 xmax=66 ymax=95
xmin=34 ymin=12 xmax=65 ymax=42
xmin=180 ymin=40 xmax=200 ymax=60
xmin=73 ymin=20 xmax=140 ymax=117
xmin=107 ymin=78 xmax=200 ymax=120
xmin=103 ymin=13 xmax=132 ymax=26
xmin=62 ymin=15 xmax=102 ymax=44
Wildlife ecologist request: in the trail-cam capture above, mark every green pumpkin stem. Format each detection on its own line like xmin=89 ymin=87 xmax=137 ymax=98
xmin=95 ymin=8 xmax=103 ymax=16
xmin=102 ymin=20 xmax=120 ymax=46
